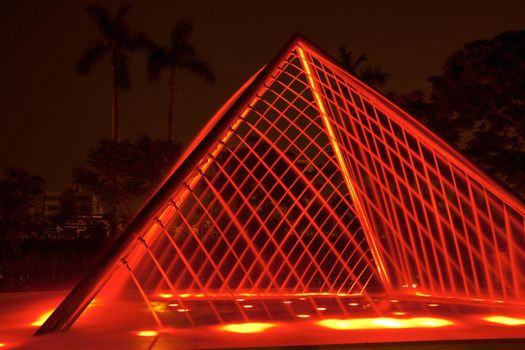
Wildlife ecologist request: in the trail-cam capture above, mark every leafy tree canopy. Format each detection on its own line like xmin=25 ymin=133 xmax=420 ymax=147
xmin=0 ymin=168 xmax=44 ymax=236
xmin=393 ymin=30 xmax=525 ymax=198
xmin=72 ymin=136 xmax=182 ymax=230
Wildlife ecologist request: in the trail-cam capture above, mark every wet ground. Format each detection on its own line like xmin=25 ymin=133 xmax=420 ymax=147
xmin=1 ymin=291 xmax=525 ymax=349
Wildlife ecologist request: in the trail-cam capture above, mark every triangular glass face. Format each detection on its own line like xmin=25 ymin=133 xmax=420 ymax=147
xmin=298 ymin=47 xmax=525 ymax=301
xmin=95 ymin=47 xmax=383 ymax=328
xmin=38 ymin=36 xmax=525 ymax=336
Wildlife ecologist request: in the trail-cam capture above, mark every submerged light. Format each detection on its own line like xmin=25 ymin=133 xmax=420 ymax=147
xmin=136 ymin=330 xmax=158 ymax=337
xmin=220 ymin=323 xmax=276 ymax=333
xmin=158 ymin=293 xmax=173 ymax=299
xmin=483 ymin=316 xmax=525 ymax=326
xmin=31 ymin=310 xmax=54 ymax=327
xmin=318 ymin=317 xmax=453 ymax=330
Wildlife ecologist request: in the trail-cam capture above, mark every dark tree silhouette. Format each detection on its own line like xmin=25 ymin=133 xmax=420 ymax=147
xmin=146 ymin=21 xmax=215 ymax=143
xmin=387 ymin=90 xmax=464 ymax=145
xmin=429 ymin=30 xmax=525 ymax=197
xmin=0 ymin=168 xmax=44 ymax=238
xmin=76 ymin=5 xmax=149 ymax=142
xmin=338 ymin=45 xmax=389 ymax=88
xmin=73 ymin=136 xmax=181 ymax=236
xmin=391 ymin=31 xmax=525 ymax=198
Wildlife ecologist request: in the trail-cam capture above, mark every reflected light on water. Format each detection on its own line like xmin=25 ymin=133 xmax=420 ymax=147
xmin=31 ymin=310 xmax=54 ymax=327
xmin=158 ymin=293 xmax=173 ymax=299
xmin=220 ymin=323 xmax=276 ymax=333
xmin=483 ymin=316 xmax=525 ymax=326
xmin=318 ymin=317 xmax=454 ymax=330
xmin=136 ymin=330 xmax=158 ymax=337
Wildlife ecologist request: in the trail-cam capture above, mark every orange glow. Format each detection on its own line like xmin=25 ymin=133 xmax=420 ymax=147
xmin=136 ymin=330 xmax=158 ymax=337
xmin=152 ymin=301 xmax=168 ymax=313
xmin=86 ymin=298 xmax=99 ymax=309
xmin=96 ymin=291 xmax=368 ymax=301
xmin=0 ymin=343 xmax=5 ymax=348
xmin=40 ymin=36 xmax=525 ymax=336
xmin=158 ymin=293 xmax=173 ymax=299
xmin=483 ymin=316 xmax=525 ymax=326
xmin=31 ymin=310 xmax=54 ymax=327
xmin=220 ymin=322 xmax=276 ymax=334
xmin=318 ymin=317 xmax=453 ymax=330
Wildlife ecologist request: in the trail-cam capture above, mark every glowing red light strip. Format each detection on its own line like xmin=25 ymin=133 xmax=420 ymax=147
xmin=238 ymin=111 xmax=378 ymax=290
xmin=303 ymin=45 xmax=525 ymax=300
xmin=303 ymin=41 xmax=525 ymax=217
xmin=297 ymin=45 xmax=390 ymax=288
xmin=316 ymin=83 xmax=516 ymax=294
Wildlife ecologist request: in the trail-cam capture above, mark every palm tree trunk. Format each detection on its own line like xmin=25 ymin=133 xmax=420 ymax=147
xmin=168 ymin=66 xmax=175 ymax=144
xmin=111 ymin=53 xmax=120 ymax=143
xmin=111 ymin=52 xmax=119 ymax=237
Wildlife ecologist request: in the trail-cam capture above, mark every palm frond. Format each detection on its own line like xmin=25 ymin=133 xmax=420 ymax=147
xmin=338 ymin=45 xmax=353 ymax=69
xmin=173 ymin=42 xmax=196 ymax=62
xmin=147 ymin=46 xmax=171 ymax=81
xmin=170 ymin=21 xmax=194 ymax=48
xmin=359 ymin=65 xmax=389 ymax=87
xmin=352 ymin=53 xmax=368 ymax=71
xmin=125 ymin=31 xmax=155 ymax=52
xmin=85 ymin=5 xmax=113 ymax=40
xmin=114 ymin=4 xmax=131 ymax=22
xmin=75 ymin=40 xmax=109 ymax=74
xmin=181 ymin=57 xmax=215 ymax=84
xmin=338 ymin=46 xmax=368 ymax=73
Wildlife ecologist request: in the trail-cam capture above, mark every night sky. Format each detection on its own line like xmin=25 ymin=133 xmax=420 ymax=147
xmin=1 ymin=0 xmax=524 ymax=190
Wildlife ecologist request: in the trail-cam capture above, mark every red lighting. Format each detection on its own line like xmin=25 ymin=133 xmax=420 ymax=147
xmin=36 ymin=34 xmax=525 ymax=342
xmin=158 ymin=293 xmax=173 ymax=299
xmin=136 ymin=330 xmax=158 ymax=337
xmin=483 ymin=316 xmax=525 ymax=326
xmin=220 ymin=323 xmax=276 ymax=333
xmin=31 ymin=310 xmax=54 ymax=327
xmin=318 ymin=317 xmax=453 ymax=330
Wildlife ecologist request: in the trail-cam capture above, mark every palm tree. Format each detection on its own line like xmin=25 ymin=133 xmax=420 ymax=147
xmin=146 ymin=21 xmax=215 ymax=143
xmin=338 ymin=45 xmax=389 ymax=89
xmin=76 ymin=5 xmax=148 ymax=143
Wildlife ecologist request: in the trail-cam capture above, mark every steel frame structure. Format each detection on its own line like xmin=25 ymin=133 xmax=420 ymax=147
xmin=36 ymin=33 xmax=525 ymax=335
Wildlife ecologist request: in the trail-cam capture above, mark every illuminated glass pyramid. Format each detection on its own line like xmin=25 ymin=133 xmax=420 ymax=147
xmin=37 ymin=34 xmax=525 ymax=335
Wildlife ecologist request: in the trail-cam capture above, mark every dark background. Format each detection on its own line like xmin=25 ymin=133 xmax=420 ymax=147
xmin=1 ymin=0 xmax=524 ymax=190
